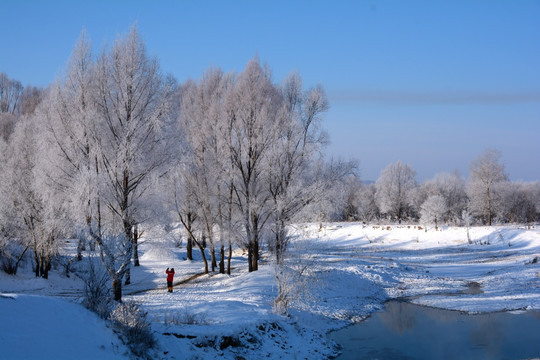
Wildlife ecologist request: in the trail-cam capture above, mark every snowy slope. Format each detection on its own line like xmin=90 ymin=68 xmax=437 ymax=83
xmin=0 ymin=294 xmax=129 ymax=360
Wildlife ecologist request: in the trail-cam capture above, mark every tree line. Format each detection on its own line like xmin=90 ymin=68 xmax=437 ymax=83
xmin=338 ymin=150 xmax=540 ymax=228
xmin=0 ymin=27 xmax=350 ymax=301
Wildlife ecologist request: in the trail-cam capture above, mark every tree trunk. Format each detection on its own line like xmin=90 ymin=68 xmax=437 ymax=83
xmin=486 ymin=186 xmax=492 ymax=226
xmin=197 ymin=241 xmax=209 ymax=274
xmin=249 ymin=213 xmax=259 ymax=272
xmin=210 ymin=243 xmax=217 ymax=272
xmin=33 ymin=244 xmax=40 ymax=278
xmin=275 ymin=233 xmax=282 ymax=265
xmin=112 ymin=277 xmax=122 ymax=302
xmin=76 ymin=236 xmax=84 ymax=261
xmin=12 ymin=246 xmax=29 ymax=275
xmin=252 ymin=238 xmax=259 ymax=271
xmin=186 ymin=212 xmax=194 ymax=260
xmin=248 ymin=243 xmax=253 ymax=272
xmin=124 ymin=267 xmax=130 ymax=285
xmin=227 ymin=241 xmax=232 ymax=275
xmin=187 ymin=236 xmax=193 ymax=260
xmin=227 ymin=182 xmax=233 ymax=275
xmin=179 ymin=212 xmax=208 ymax=273
xmin=40 ymin=256 xmax=50 ymax=279
xmin=252 ymin=213 xmax=259 ymax=271
xmin=123 ymin=215 xmax=133 ymax=285
xmin=219 ymin=243 xmax=225 ymax=274
xmin=133 ymin=224 xmax=140 ymax=266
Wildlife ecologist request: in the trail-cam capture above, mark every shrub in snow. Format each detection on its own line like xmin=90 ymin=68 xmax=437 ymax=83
xmin=0 ymin=241 xmax=28 ymax=275
xmin=273 ymin=240 xmax=317 ymax=315
xmin=110 ymin=301 xmax=155 ymax=358
xmin=163 ymin=310 xmax=209 ymax=325
xmin=80 ymin=258 xmax=113 ymax=319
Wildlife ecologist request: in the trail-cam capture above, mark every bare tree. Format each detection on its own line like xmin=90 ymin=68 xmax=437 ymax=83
xmin=0 ymin=73 xmax=24 ymax=114
xmin=18 ymin=86 xmax=43 ymax=116
xmin=0 ymin=113 xmax=17 ymax=141
xmin=466 ymin=149 xmax=507 ymax=226
xmin=375 ymin=161 xmax=416 ymax=223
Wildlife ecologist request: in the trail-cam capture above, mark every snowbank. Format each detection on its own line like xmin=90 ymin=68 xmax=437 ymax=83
xmin=0 ymin=294 xmax=129 ymax=360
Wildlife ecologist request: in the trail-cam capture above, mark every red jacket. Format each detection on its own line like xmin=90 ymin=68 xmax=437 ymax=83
xmin=166 ymin=269 xmax=175 ymax=282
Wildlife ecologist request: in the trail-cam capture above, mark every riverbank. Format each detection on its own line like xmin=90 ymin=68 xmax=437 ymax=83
xmin=1 ymin=223 xmax=539 ymax=359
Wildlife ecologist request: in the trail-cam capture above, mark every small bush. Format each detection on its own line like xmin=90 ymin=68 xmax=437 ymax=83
xmin=80 ymin=258 xmax=113 ymax=319
xmin=1 ymin=256 xmax=17 ymax=274
xmin=111 ymin=301 xmax=156 ymax=358
xmin=0 ymin=241 xmax=28 ymax=275
xmin=163 ymin=310 xmax=209 ymax=325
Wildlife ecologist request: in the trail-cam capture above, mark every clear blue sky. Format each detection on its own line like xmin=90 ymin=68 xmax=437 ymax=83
xmin=1 ymin=0 xmax=539 ymax=181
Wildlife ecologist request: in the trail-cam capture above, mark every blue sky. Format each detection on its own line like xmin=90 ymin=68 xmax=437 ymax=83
xmin=1 ymin=0 xmax=539 ymax=181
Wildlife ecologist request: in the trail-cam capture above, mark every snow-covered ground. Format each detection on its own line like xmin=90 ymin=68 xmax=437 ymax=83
xmin=1 ymin=223 xmax=540 ymax=359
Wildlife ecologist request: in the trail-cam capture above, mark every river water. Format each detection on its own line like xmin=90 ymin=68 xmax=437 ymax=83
xmin=328 ymin=301 xmax=540 ymax=360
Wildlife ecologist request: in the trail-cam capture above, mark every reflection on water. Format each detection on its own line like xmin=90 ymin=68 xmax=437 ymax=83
xmin=328 ymin=301 xmax=540 ymax=360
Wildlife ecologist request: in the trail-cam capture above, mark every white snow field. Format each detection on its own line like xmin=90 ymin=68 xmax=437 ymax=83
xmin=1 ymin=223 xmax=540 ymax=359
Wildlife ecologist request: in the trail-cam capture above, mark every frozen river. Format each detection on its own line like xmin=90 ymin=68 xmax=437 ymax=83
xmin=329 ymin=300 xmax=540 ymax=360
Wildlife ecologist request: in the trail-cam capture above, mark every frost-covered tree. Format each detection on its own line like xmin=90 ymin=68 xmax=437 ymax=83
xmin=466 ymin=149 xmax=507 ymax=226
xmin=224 ymin=58 xmax=284 ymax=272
xmin=176 ymin=69 xmax=234 ymax=273
xmin=267 ymin=73 xmax=329 ymax=263
xmin=496 ymin=181 xmax=538 ymax=224
xmin=375 ymin=161 xmax=416 ymax=223
xmin=166 ymin=163 xmax=209 ymax=273
xmin=0 ymin=136 xmax=29 ymax=274
xmin=43 ymin=31 xmax=99 ymax=261
xmin=42 ymin=26 xmax=173 ymax=300
xmin=420 ymin=194 xmax=447 ymax=229
xmin=355 ymin=183 xmax=380 ymax=223
xmin=1 ymin=114 xmax=67 ymax=278
xmin=91 ymin=25 xmax=174 ymax=298
xmin=298 ymin=159 xmax=358 ymax=225
xmin=430 ymin=172 xmax=466 ymax=224
xmin=339 ymin=175 xmax=362 ymax=221
xmin=415 ymin=171 xmax=467 ymax=225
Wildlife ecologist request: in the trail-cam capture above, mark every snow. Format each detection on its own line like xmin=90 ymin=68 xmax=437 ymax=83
xmin=0 ymin=294 xmax=129 ymax=360
xmin=2 ymin=223 xmax=540 ymax=359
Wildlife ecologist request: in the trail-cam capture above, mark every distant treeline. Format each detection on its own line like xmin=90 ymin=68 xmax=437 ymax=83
xmin=337 ymin=152 xmax=539 ymax=227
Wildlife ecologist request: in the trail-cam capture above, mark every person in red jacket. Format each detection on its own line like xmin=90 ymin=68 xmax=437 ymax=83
xmin=166 ymin=268 xmax=175 ymax=293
